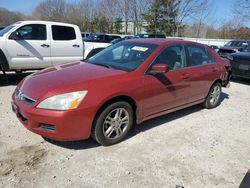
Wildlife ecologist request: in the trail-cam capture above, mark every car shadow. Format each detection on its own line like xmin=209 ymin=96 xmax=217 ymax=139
xmin=45 ymin=92 xmax=229 ymax=150
xmin=43 ymin=137 xmax=100 ymax=150
xmin=127 ymin=92 xmax=229 ymax=140
xmin=0 ymin=72 xmax=34 ymax=87
xmin=239 ymin=168 xmax=250 ymax=188
xmin=231 ymin=77 xmax=250 ymax=85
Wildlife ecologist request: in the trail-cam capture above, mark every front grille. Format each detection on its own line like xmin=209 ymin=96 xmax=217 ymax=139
xmin=39 ymin=124 xmax=56 ymax=132
xmin=15 ymin=89 xmax=36 ymax=104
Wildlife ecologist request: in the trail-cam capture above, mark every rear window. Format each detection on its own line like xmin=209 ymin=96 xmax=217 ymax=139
xmin=52 ymin=25 xmax=76 ymax=41
xmin=186 ymin=45 xmax=214 ymax=66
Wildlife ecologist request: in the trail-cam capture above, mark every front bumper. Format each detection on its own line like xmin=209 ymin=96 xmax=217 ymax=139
xmin=11 ymin=95 xmax=95 ymax=141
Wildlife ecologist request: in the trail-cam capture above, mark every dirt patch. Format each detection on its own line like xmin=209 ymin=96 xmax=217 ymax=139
xmin=0 ymin=145 xmax=47 ymax=177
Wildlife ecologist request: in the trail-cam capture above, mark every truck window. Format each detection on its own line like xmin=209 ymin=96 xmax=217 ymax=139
xmin=15 ymin=24 xmax=46 ymax=40
xmin=52 ymin=25 xmax=76 ymax=41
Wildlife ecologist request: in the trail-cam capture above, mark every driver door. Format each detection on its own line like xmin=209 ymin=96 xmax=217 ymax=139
xmin=142 ymin=45 xmax=191 ymax=117
xmin=6 ymin=24 xmax=51 ymax=69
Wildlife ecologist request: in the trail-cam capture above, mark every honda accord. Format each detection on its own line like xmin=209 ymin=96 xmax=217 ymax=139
xmin=12 ymin=39 xmax=231 ymax=146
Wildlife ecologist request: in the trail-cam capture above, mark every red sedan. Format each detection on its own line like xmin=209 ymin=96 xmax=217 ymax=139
xmin=12 ymin=39 xmax=231 ymax=146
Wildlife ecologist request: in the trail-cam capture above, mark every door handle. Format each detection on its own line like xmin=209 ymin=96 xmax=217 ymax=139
xmin=41 ymin=44 xmax=50 ymax=48
xmin=73 ymin=44 xmax=80 ymax=48
xmin=180 ymin=74 xmax=190 ymax=80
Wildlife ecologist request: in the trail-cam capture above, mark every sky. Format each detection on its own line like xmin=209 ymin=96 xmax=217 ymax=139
xmin=0 ymin=0 xmax=246 ymax=26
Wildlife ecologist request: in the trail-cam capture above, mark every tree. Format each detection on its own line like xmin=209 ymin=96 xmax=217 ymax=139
xmin=0 ymin=8 xmax=26 ymax=26
xmin=116 ymin=0 xmax=130 ymax=34
xmin=235 ymin=0 xmax=250 ymax=19
xmin=130 ymin=0 xmax=153 ymax=34
xmin=174 ymin=0 xmax=211 ymax=36
xmin=33 ymin=0 xmax=68 ymax=22
xmin=141 ymin=0 xmax=178 ymax=35
xmin=114 ymin=17 xmax=123 ymax=33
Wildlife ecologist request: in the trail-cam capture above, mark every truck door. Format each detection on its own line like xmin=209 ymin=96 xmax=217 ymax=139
xmin=6 ymin=24 xmax=51 ymax=69
xmin=50 ymin=25 xmax=83 ymax=66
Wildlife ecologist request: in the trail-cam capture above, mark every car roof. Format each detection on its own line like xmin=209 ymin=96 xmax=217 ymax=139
xmin=126 ymin=38 xmax=204 ymax=46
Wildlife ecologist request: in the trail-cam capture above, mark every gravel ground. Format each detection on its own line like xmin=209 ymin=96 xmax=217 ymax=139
xmin=0 ymin=72 xmax=250 ymax=188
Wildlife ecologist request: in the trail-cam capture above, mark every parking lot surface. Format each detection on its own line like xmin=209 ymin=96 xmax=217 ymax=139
xmin=0 ymin=72 xmax=250 ymax=188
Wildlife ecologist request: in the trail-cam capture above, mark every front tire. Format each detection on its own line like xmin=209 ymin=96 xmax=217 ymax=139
xmin=91 ymin=101 xmax=134 ymax=146
xmin=202 ymin=82 xmax=222 ymax=109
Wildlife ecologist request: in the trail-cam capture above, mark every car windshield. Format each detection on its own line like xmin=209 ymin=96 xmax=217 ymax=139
xmin=225 ymin=41 xmax=245 ymax=47
xmin=0 ymin=24 xmax=16 ymax=36
xmin=87 ymin=41 xmax=158 ymax=72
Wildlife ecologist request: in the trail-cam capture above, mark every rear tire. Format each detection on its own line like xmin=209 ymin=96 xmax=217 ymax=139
xmin=202 ymin=82 xmax=222 ymax=109
xmin=91 ymin=101 xmax=134 ymax=146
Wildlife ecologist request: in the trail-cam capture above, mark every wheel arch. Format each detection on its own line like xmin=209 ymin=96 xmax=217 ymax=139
xmin=0 ymin=49 xmax=9 ymax=71
xmin=211 ymin=79 xmax=222 ymax=87
xmin=206 ymin=79 xmax=223 ymax=97
xmin=92 ymin=95 xmax=138 ymax=126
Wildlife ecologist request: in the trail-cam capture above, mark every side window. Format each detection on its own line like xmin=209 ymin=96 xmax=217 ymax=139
xmin=154 ymin=45 xmax=186 ymax=70
xmin=52 ymin=25 xmax=76 ymax=40
xmin=15 ymin=24 xmax=46 ymax=40
xmin=186 ymin=45 xmax=214 ymax=67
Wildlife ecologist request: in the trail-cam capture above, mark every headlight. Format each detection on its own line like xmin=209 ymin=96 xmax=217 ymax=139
xmin=37 ymin=91 xmax=87 ymax=110
xmin=227 ymin=55 xmax=234 ymax=61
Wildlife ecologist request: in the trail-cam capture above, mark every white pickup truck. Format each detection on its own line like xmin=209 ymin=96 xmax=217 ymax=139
xmin=0 ymin=21 xmax=84 ymax=72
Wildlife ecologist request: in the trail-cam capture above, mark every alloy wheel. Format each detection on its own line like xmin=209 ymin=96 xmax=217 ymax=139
xmin=102 ymin=108 xmax=129 ymax=139
xmin=209 ymin=85 xmax=221 ymax=105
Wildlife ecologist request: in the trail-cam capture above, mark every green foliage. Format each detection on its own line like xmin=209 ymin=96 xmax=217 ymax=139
xmin=141 ymin=0 xmax=179 ymax=35
xmin=91 ymin=16 xmax=110 ymax=33
xmin=113 ymin=17 xmax=123 ymax=34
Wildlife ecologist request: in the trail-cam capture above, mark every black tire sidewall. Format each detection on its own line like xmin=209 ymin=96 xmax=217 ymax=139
xmin=204 ymin=82 xmax=222 ymax=109
xmin=93 ymin=101 xmax=134 ymax=146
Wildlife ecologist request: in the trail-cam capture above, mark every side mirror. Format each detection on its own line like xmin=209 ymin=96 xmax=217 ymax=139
xmin=150 ymin=64 xmax=169 ymax=75
xmin=9 ymin=31 xmax=21 ymax=40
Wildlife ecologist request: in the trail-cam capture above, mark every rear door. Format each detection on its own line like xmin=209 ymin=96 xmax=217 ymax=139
xmin=6 ymin=24 xmax=51 ymax=69
xmin=50 ymin=25 xmax=83 ymax=66
xmin=185 ymin=44 xmax=220 ymax=103
xmin=142 ymin=45 xmax=191 ymax=117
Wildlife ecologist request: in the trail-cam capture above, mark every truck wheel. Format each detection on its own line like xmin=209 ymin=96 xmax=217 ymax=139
xmin=91 ymin=101 xmax=134 ymax=146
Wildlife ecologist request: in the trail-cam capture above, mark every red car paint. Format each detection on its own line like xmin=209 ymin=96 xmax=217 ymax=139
xmin=12 ymin=39 xmax=230 ymax=141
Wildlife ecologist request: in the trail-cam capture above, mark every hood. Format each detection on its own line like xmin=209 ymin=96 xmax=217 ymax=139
xmin=19 ymin=61 xmax=126 ymax=100
xmin=230 ymin=52 xmax=250 ymax=61
xmin=220 ymin=46 xmax=243 ymax=51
